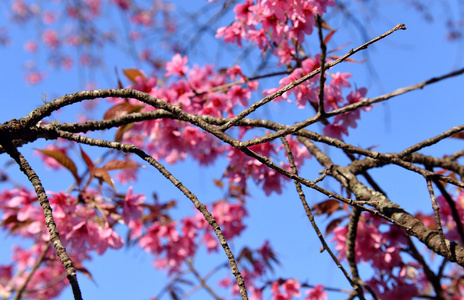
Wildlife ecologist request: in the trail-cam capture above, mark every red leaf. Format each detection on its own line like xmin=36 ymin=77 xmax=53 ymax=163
xmin=213 ymin=179 xmax=224 ymax=188
xmin=324 ymin=30 xmax=337 ymax=45
xmin=103 ymin=160 xmax=139 ymax=170
xmin=115 ymin=123 xmax=135 ymax=142
xmin=73 ymin=261 xmax=94 ymax=281
xmin=319 ymin=17 xmax=334 ymax=31
xmin=103 ymin=102 xmax=143 ymax=120
xmin=80 ymin=147 xmax=95 ymax=176
xmin=312 ymin=199 xmax=341 ymax=217
xmin=452 ymin=132 xmax=464 ymax=139
xmin=36 ymin=148 xmax=80 ymax=186
xmin=94 ymin=168 xmax=118 ymax=192
xmin=325 ymin=217 xmax=345 ymax=236
xmin=122 ymin=69 xmax=146 ymax=85
xmin=115 ymin=67 xmax=124 ymax=89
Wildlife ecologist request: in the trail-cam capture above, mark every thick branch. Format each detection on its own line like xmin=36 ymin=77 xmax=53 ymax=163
xmin=298 ymin=137 xmax=464 ymax=267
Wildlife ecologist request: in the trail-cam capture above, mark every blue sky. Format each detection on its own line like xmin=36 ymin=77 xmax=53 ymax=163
xmin=1 ymin=1 xmax=464 ymax=299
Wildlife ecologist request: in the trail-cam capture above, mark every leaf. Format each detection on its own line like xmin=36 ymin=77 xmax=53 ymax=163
xmin=73 ymin=261 xmax=94 ymax=281
xmin=324 ymin=217 xmax=345 ymax=236
xmin=115 ymin=67 xmax=124 ymax=89
xmin=115 ymin=123 xmax=135 ymax=142
xmin=312 ymin=199 xmax=340 ymax=217
xmin=103 ymin=102 xmax=144 ymax=120
xmin=103 ymin=102 xmax=133 ymax=120
xmin=122 ymin=69 xmax=146 ymax=85
xmin=36 ymin=148 xmax=80 ymax=186
xmin=213 ymin=179 xmax=224 ymax=188
xmin=324 ymin=30 xmax=337 ymax=45
xmin=452 ymin=132 xmax=464 ymax=139
xmin=80 ymin=147 xmax=95 ymax=177
xmin=103 ymin=160 xmax=139 ymax=171
xmin=94 ymin=168 xmax=118 ymax=192
xmin=1 ymin=214 xmax=19 ymax=227
xmin=328 ymin=54 xmax=366 ymax=64
xmin=318 ymin=17 xmax=334 ymax=30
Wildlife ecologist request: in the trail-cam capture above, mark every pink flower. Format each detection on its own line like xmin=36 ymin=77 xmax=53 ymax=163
xmin=330 ymin=72 xmax=352 ymax=88
xmin=11 ymin=246 xmax=34 ymax=271
xmin=122 ymin=186 xmax=145 ymax=225
xmin=216 ymin=23 xmax=243 ymax=47
xmin=110 ymin=0 xmax=131 ymax=10
xmin=97 ymin=226 xmax=124 ymax=254
xmin=283 ymin=279 xmax=301 ymax=298
xmin=305 ymin=284 xmax=327 ymax=300
xmin=23 ymin=40 xmax=37 ymax=52
xmin=323 ymin=122 xmax=348 ymax=140
xmin=132 ymin=10 xmax=153 ymax=27
xmin=271 ymin=281 xmax=290 ymax=300
xmin=234 ymin=0 xmax=254 ymax=23
xmin=42 ymin=10 xmax=56 ymax=24
xmin=165 ymin=54 xmax=188 ymax=77
xmin=42 ymin=29 xmax=60 ymax=49
xmin=227 ymin=85 xmax=251 ymax=106
xmin=212 ymin=201 xmax=248 ymax=239
xmin=226 ymin=65 xmax=244 ymax=80
xmin=347 ymin=87 xmax=369 ymax=108
xmin=25 ymin=71 xmax=46 ymax=85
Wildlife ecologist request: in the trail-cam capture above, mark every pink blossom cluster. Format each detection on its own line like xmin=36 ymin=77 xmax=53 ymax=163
xmin=0 ymin=188 xmax=124 ymax=297
xmin=0 ymin=183 xmax=253 ymax=297
xmin=217 ymin=0 xmax=368 ymax=140
xmin=111 ymin=55 xmax=310 ymax=196
xmin=264 ymin=62 xmax=369 ymax=140
xmin=224 ymin=136 xmax=309 ymax=196
xmin=271 ymin=280 xmax=327 ymax=300
xmin=216 ymin=0 xmax=335 ymax=49
xmin=138 ymin=200 xmax=248 ymax=273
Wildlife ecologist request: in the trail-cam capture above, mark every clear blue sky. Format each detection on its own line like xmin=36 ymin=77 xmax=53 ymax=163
xmin=1 ymin=1 xmax=464 ymax=299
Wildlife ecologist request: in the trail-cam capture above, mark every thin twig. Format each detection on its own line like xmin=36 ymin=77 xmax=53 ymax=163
xmin=407 ymin=236 xmax=445 ymax=298
xmin=280 ymin=136 xmax=364 ymax=299
xmin=426 ymin=166 xmax=464 ymax=244
xmin=185 ymin=259 xmax=223 ymax=300
xmin=13 ymin=242 xmax=52 ymax=300
xmin=426 ymin=178 xmax=451 ymax=260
